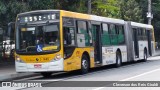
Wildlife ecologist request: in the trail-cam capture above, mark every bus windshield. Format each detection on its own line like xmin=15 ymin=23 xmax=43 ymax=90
xmin=16 ymin=23 xmax=60 ymax=54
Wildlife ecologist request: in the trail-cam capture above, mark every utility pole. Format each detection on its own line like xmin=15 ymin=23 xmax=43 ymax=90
xmin=88 ymin=0 xmax=91 ymax=14
xmin=147 ymin=0 xmax=152 ymax=25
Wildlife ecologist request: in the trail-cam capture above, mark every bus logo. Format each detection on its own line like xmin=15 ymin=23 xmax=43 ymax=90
xmin=36 ymin=58 xmax=39 ymax=61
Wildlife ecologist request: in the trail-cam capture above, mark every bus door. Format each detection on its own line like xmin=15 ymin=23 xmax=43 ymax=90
xmin=91 ymin=24 xmax=102 ymax=64
xmin=147 ymin=30 xmax=152 ymax=56
xmin=133 ymin=29 xmax=139 ymax=58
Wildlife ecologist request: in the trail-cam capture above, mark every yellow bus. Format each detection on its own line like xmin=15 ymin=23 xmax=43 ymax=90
xmin=15 ymin=10 xmax=155 ymax=77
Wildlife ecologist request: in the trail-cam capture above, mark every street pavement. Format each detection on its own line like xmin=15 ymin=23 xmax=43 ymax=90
xmin=19 ymin=55 xmax=160 ymax=90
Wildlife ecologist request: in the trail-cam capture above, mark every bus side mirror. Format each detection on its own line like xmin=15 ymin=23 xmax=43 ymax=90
xmin=66 ymin=33 xmax=72 ymax=45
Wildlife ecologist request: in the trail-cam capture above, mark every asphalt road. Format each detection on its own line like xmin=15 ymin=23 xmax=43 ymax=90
xmin=2 ymin=56 xmax=160 ymax=90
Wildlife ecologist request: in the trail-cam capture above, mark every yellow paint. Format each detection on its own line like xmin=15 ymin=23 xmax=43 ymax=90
xmin=152 ymin=28 xmax=156 ymax=49
xmin=59 ymin=11 xmax=64 ymax=58
xmin=43 ymin=46 xmax=58 ymax=51
xmin=61 ymin=10 xmax=91 ymax=20
xmin=63 ymin=47 xmax=94 ymax=71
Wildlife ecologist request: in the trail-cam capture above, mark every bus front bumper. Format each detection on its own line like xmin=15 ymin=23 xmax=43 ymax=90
xmin=15 ymin=59 xmax=64 ymax=72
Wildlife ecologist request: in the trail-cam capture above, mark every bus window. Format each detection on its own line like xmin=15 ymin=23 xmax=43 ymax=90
xmin=77 ymin=21 xmax=87 ymax=34
xmin=101 ymin=23 xmax=110 ymax=45
xmin=17 ymin=23 xmax=60 ymax=52
xmin=109 ymin=24 xmax=116 ymax=34
xmin=102 ymin=23 xmax=109 ymax=34
xmin=117 ymin=25 xmax=125 ymax=44
xmin=63 ymin=27 xmax=76 ymax=58
xmin=77 ymin=20 xmax=90 ymax=47
xmin=109 ymin=24 xmax=118 ymax=45
xmin=63 ymin=27 xmax=75 ymax=46
xmin=44 ymin=25 xmax=59 ymax=46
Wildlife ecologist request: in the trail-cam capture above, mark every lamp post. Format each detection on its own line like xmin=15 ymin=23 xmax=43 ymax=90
xmin=88 ymin=0 xmax=91 ymax=14
xmin=147 ymin=0 xmax=153 ymax=25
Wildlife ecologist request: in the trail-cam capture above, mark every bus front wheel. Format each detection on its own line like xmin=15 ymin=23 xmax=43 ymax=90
xmin=80 ymin=55 xmax=89 ymax=74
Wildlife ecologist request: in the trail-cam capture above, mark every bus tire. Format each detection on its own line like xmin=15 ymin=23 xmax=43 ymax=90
xmin=116 ymin=51 xmax=122 ymax=67
xmin=80 ymin=55 xmax=89 ymax=74
xmin=41 ymin=72 xmax=52 ymax=78
xmin=143 ymin=49 xmax=148 ymax=62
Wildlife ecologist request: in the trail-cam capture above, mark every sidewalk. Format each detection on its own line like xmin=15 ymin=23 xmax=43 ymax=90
xmin=154 ymin=49 xmax=160 ymax=56
xmin=0 ymin=61 xmax=39 ymax=81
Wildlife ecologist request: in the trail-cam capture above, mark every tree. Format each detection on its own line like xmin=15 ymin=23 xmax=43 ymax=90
xmin=92 ymin=0 xmax=120 ymax=18
xmin=136 ymin=0 xmax=160 ymax=42
xmin=119 ymin=0 xmax=143 ymax=22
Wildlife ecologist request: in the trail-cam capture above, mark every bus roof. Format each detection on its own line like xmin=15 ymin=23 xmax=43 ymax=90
xmin=91 ymin=15 xmax=125 ymax=24
xmin=131 ymin=22 xmax=153 ymax=29
xmin=61 ymin=10 xmax=125 ymax=24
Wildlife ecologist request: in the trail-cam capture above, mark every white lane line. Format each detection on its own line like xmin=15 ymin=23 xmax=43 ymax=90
xmin=120 ymin=68 xmax=160 ymax=81
xmin=93 ymin=68 xmax=160 ymax=90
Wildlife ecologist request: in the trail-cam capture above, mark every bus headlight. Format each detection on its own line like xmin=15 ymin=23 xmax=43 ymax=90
xmin=16 ymin=56 xmax=24 ymax=63
xmin=51 ymin=54 xmax=62 ymax=62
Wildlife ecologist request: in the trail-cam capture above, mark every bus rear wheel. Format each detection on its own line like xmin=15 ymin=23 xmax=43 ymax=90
xmin=80 ymin=55 xmax=89 ymax=74
xmin=116 ymin=51 xmax=122 ymax=67
xmin=41 ymin=72 xmax=52 ymax=78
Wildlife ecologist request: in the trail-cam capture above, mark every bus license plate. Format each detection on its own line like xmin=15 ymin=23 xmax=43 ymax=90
xmin=34 ymin=64 xmax=42 ymax=68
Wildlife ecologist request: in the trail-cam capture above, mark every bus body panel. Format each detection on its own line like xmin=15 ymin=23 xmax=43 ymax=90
xmin=63 ymin=48 xmax=94 ymax=71
xmin=15 ymin=52 xmax=64 ymax=72
xmin=126 ymin=21 xmax=155 ymax=61
xmin=16 ymin=59 xmax=64 ymax=72
xmin=102 ymin=45 xmax=127 ymax=65
xmin=124 ymin=22 xmax=134 ymax=62
xmin=138 ymin=40 xmax=148 ymax=60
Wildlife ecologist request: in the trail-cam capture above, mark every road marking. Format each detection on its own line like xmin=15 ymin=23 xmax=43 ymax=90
xmin=93 ymin=68 xmax=160 ymax=90
xmin=120 ymin=68 xmax=160 ymax=81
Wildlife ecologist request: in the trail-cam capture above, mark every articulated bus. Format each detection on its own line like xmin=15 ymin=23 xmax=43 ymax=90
xmin=15 ymin=10 xmax=155 ymax=77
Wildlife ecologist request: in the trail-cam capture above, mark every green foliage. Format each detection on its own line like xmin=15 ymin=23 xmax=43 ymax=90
xmin=92 ymin=0 xmax=120 ymax=18
xmin=136 ymin=0 xmax=160 ymax=42
xmin=119 ymin=0 xmax=143 ymax=22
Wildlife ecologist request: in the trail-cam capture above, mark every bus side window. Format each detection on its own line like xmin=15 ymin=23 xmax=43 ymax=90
xmin=109 ymin=24 xmax=116 ymax=34
xmin=63 ymin=27 xmax=76 ymax=58
xmin=117 ymin=25 xmax=125 ymax=44
xmin=101 ymin=23 xmax=110 ymax=45
xmin=77 ymin=20 xmax=89 ymax=47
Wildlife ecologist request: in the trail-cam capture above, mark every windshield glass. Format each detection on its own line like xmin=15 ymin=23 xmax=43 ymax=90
xmin=16 ymin=23 xmax=60 ymax=53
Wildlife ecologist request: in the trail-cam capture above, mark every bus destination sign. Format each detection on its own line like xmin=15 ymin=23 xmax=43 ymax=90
xmin=18 ymin=13 xmax=59 ymax=23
